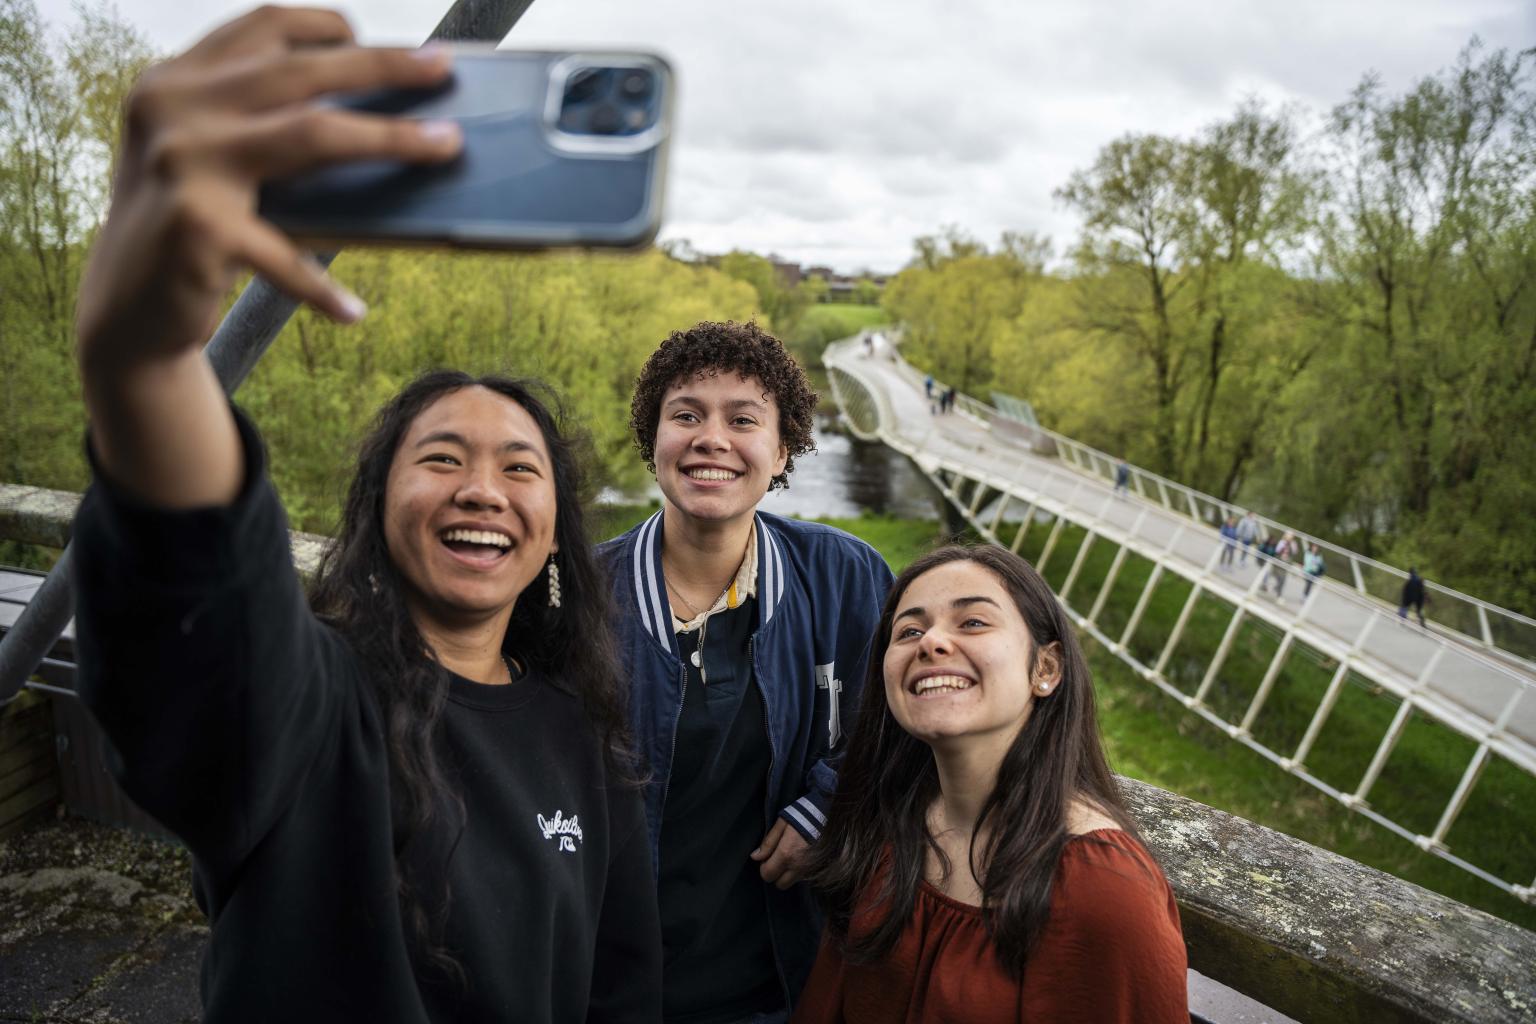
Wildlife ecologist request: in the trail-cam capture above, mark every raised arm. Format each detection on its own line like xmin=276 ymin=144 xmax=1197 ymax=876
xmin=75 ymin=5 xmax=462 ymax=506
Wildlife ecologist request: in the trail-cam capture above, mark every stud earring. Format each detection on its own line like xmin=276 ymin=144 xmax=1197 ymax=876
xmin=546 ymin=554 xmax=561 ymax=608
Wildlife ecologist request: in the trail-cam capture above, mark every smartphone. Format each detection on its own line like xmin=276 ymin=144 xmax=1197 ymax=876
xmin=258 ymin=46 xmax=673 ymax=250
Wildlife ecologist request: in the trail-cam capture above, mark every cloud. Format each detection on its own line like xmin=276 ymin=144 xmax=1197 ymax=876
xmin=53 ymin=0 xmax=1526 ymax=273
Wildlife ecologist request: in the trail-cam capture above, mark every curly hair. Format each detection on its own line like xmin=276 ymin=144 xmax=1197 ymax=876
xmin=629 ymin=320 xmax=817 ymax=491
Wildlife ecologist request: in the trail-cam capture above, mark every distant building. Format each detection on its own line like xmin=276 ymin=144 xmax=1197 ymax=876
xmin=786 ymin=262 xmax=887 ymax=303
xmin=675 ymin=247 xmax=886 ymax=303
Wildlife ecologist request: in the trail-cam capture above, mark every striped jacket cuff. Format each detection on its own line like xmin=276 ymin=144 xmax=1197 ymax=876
xmin=779 ymin=794 xmax=828 ymax=842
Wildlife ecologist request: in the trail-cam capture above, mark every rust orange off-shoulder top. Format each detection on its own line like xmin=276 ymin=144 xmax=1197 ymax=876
xmin=791 ymin=830 xmax=1188 ymax=1023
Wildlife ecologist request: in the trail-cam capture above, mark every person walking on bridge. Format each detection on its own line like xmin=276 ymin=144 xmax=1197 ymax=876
xmin=1303 ymin=544 xmax=1326 ymax=598
xmin=1399 ymin=568 xmax=1428 ymax=627
xmin=1265 ymin=532 xmax=1299 ymax=603
xmin=1236 ymin=511 xmax=1260 ymax=566
xmin=1219 ymin=515 xmax=1239 ymax=571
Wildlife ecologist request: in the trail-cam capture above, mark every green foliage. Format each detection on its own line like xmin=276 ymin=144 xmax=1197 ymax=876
xmin=0 ymin=0 xmax=153 ymax=492
xmin=882 ymin=228 xmax=1047 ymax=392
xmin=814 ymin=514 xmax=944 ymax=573
xmin=239 ymin=248 xmax=761 ymax=533
xmin=715 ymin=250 xmax=805 ymax=334
xmin=851 ymin=276 xmax=881 ymax=306
xmin=786 ymin=302 xmax=886 ymax=365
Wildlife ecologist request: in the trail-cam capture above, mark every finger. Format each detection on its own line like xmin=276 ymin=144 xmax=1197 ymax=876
xmin=196 ymin=5 xmax=355 ymax=59
xmin=211 ymin=44 xmax=454 ymax=113
xmin=760 ymin=845 xmax=793 ymax=882
xmin=234 ymin=213 xmax=366 ymax=322
xmin=226 ymin=107 xmax=463 ymax=180
xmin=774 ymin=869 xmax=800 ymax=891
xmin=752 ymin=818 xmax=787 ymax=860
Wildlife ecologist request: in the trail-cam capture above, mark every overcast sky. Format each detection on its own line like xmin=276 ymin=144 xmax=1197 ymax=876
xmin=44 ymin=0 xmax=1533 ymax=273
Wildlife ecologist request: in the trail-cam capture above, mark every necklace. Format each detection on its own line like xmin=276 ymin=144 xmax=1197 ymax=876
xmin=665 ymin=577 xmax=725 ymax=620
xmin=667 ymin=579 xmax=730 ymax=671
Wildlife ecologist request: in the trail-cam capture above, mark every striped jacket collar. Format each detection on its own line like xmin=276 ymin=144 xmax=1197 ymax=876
xmin=627 ymin=509 xmax=788 ymax=650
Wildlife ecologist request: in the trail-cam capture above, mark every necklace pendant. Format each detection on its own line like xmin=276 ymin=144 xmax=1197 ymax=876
xmin=690 ymin=650 xmax=702 ymax=668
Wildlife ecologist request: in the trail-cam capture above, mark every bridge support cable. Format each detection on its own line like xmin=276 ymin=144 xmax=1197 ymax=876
xmin=0 ymin=0 xmax=542 ymax=704
xmin=824 ymin=333 xmax=1536 ymax=903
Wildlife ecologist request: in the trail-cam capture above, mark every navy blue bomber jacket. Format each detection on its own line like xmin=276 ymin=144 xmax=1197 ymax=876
xmin=599 ymin=508 xmax=894 ymax=1002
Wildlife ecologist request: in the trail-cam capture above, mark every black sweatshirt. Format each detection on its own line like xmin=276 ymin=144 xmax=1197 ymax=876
xmin=72 ymin=410 xmax=661 ymax=1023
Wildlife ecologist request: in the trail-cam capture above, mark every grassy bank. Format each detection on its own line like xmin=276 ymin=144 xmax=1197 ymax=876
xmin=597 ymin=505 xmax=1536 ymax=931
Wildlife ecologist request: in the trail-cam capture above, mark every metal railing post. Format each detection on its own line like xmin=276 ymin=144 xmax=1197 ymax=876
xmin=1154 ymin=584 xmax=1204 ymax=679
xmin=1059 ymin=531 xmax=1097 ymax=603
xmin=1034 ymin=515 xmax=1068 ymax=574
xmin=1238 ymin=633 xmax=1296 ymax=734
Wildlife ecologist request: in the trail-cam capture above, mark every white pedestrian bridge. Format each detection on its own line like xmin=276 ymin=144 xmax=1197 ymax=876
xmin=824 ymin=334 xmax=1536 ymax=903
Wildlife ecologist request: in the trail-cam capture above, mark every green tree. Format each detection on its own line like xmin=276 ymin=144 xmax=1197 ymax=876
xmin=882 ymin=231 xmax=1043 ymax=393
xmin=1293 ymin=41 xmax=1536 ymax=606
xmin=717 ymin=250 xmax=806 ymax=335
xmin=852 ymin=275 xmax=880 ymax=306
xmin=0 ymin=0 xmax=153 ymax=488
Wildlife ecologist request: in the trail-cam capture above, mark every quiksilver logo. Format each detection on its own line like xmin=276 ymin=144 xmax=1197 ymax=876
xmin=537 ymin=810 xmax=583 ymax=853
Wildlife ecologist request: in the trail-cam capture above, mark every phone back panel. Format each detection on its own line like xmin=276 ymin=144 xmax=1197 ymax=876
xmin=259 ymin=50 xmax=671 ymax=249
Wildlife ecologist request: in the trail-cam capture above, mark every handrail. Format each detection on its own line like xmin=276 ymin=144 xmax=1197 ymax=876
xmin=833 ymin=335 xmax=1536 ymax=669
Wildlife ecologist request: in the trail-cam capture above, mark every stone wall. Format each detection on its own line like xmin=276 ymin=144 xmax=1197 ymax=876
xmin=1126 ymin=777 xmax=1535 ymax=1023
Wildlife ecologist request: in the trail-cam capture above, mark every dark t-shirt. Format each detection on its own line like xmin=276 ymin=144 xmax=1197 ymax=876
xmin=412 ymin=668 xmax=660 ymax=1023
xmin=658 ymin=599 xmax=782 ymax=1022
xmin=71 ymin=408 xmax=661 ymax=1023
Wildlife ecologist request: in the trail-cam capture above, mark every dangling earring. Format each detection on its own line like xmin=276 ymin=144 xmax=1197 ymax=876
xmin=546 ymin=554 xmax=561 ymax=608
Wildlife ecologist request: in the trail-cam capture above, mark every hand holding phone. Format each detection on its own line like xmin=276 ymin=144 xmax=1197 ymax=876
xmin=78 ymin=6 xmax=462 ymax=357
xmin=74 ymin=6 xmax=464 ymax=510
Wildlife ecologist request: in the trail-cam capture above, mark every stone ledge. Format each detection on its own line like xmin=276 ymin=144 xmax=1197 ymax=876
xmin=1125 ymin=777 xmax=1535 ymax=1024
xmin=0 ymin=485 xmax=80 ymax=551
xmin=0 ymin=483 xmax=327 ymax=577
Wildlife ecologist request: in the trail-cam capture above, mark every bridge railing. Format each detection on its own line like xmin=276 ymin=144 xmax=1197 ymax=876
xmin=838 ymin=334 xmax=1536 ymax=670
xmin=829 ymin=335 xmax=1536 ymax=904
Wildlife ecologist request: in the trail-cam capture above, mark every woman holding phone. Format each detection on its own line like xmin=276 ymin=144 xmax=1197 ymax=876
xmin=793 ymin=545 xmax=1187 ymax=1022
xmin=71 ymin=8 xmax=658 ymax=1021
xmin=601 ymin=322 xmax=894 ymax=1021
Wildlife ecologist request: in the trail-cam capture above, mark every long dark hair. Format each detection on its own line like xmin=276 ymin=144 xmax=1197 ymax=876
xmin=307 ymin=370 xmax=634 ymax=971
xmin=802 ymin=544 xmax=1142 ymax=978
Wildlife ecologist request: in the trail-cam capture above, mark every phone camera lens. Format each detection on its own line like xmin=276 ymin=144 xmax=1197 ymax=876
xmin=619 ymin=70 xmax=652 ymax=99
xmin=564 ymin=69 xmax=602 ymax=104
xmin=589 ymin=103 xmax=622 ymax=134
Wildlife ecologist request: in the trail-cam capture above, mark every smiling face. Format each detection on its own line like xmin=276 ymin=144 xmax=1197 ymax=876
xmin=382 ymin=386 xmax=557 ymax=636
xmin=653 ymin=370 xmax=789 ymax=529
xmin=883 ymin=560 xmax=1061 ymax=756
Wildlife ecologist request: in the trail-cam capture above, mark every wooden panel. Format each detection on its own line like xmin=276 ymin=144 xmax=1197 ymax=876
xmin=0 ymin=747 xmax=55 ymax=798
xmin=0 ymin=774 xmax=59 ymax=837
xmin=0 ymin=688 xmax=57 ymax=837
